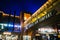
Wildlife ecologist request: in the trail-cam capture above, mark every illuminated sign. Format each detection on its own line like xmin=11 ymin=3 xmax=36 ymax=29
xmin=25 ymin=9 xmax=57 ymax=30
xmin=38 ymin=28 xmax=55 ymax=34
xmin=0 ymin=23 xmax=21 ymax=32
xmin=14 ymin=25 xmax=21 ymax=32
xmin=38 ymin=9 xmax=57 ymax=22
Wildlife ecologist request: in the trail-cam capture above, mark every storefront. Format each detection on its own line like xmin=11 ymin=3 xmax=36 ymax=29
xmin=0 ymin=32 xmax=19 ymax=40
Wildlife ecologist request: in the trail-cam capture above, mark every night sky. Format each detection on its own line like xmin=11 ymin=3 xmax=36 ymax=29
xmin=0 ymin=0 xmax=47 ymax=16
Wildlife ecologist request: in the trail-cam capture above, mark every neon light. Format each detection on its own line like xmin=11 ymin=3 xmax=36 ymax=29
xmin=14 ymin=25 xmax=21 ymax=28
xmin=9 ymin=24 xmax=13 ymax=27
xmin=1 ymin=25 xmax=4 ymax=29
xmin=3 ymin=24 xmax=7 ymax=26
xmin=0 ymin=23 xmax=20 ymax=27
xmin=0 ymin=23 xmax=4 ymax=29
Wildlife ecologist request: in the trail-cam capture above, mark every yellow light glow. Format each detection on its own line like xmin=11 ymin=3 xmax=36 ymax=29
xmin=41 ymin=14 xmax=45 ymax=16
xmin=37 ymin=14 xmax=41 ymax=19
xmin=24 ymin=13 xmax=31 ymax=21
xmin=35 ymin=34 xmax=40 ymax=36
xmin=31 ymin=17 xmax=37 ymax=23
xmin=24 ymin=17 xmax=27 ymax=20
xmin=3 ymin=13 xmax=9 ymax=16
xmin=58 ymin=35 xmax=60 ymax=38
xmin=3 ymin=32 xmax=11 ymax=35
xmin=37 ymin=12 xmax=46 ymax=19
xmin=3 ymin=13 xmax=19 ymax=18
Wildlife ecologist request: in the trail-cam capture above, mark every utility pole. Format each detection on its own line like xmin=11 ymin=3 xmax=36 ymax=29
xmin=0 ymin=12 xmax=3 ymax=23
xmin=20 ymin=11 xmax=32 ymax=40
xmin=20 ymin=12 xmax=24 ymax=40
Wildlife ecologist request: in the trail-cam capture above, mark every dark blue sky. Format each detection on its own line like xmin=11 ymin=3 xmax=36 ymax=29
xmin=0 ymin=0 xmax=47 ymax=16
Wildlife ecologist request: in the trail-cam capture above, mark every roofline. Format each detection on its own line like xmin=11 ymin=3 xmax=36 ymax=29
xmin=0 ymin=11 xmax=20 ymax=18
